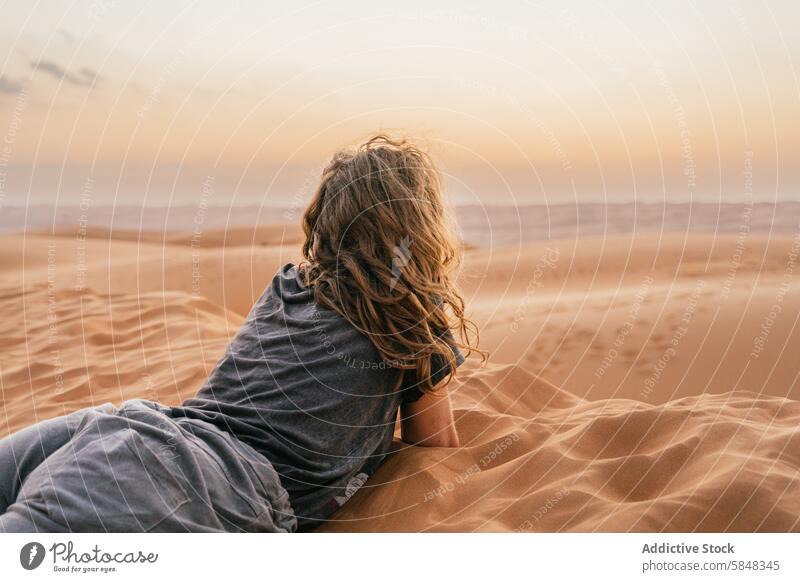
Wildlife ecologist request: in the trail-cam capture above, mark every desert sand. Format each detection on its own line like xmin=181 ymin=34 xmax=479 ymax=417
xmin=1 ymin=223 xmax=799 ymax=532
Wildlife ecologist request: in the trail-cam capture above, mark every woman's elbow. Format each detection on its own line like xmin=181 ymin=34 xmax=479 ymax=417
xmin=402 ymin=427 xmax=460 ymax=448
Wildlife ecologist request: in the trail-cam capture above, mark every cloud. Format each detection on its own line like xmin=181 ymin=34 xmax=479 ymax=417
xmin=56 ymin=29 xmax=76 ymax=42
xmin=29 ymin=60 xmax=102 ymax=88
xmin=0 ymin=76 xmax=24 ymax=94
xmin=79 ymin=68 xmax=103 ymax=83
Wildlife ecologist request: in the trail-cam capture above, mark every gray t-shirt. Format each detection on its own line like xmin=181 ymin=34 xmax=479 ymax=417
xmin=173 ymin=264 xmax=463 ymax=530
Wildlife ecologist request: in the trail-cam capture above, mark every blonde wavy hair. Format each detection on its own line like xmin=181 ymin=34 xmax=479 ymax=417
xmin=299 ymin=134 xmax=484 ymax=393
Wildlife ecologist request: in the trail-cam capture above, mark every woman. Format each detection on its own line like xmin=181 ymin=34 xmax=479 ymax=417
xmin=0 ymin=134 xmax=481 ymax=532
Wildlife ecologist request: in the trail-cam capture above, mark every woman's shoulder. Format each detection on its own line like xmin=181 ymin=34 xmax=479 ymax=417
xmin=257 ymin=263 xmax=309 ymax=304
xmin=275 ymin=262 xmax=303 ymax=287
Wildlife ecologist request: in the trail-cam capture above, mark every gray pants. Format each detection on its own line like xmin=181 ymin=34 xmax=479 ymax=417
xmin=0 ymin=400 xmax=296 ymax=532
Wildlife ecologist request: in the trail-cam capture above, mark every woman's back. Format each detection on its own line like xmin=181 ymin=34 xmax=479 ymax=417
xmin=174 ymin=264 xmax=415 ymax=530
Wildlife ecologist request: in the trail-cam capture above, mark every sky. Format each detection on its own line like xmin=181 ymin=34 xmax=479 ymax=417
xmin=0 ymin=0 xmax=798 ymax=207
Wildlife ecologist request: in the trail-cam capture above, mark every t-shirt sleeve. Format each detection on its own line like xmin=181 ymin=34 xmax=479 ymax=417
xmin=400 ymin=328 xmax=465 ymax=404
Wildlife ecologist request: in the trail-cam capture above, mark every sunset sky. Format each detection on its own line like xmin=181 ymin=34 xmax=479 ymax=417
xmin=0 ymin=0 xmax=797 ymax=206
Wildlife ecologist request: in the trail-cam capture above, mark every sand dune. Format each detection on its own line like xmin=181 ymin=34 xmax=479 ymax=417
xmin=39 ymin=223 xmax=306 ymax=248
xmin=323 ymin=363 xmax=800 ymax=532
xmin=1 ymin=227 xmax=798 ymax=531
xmin=0 ymin=283 xmax=236 ymax=433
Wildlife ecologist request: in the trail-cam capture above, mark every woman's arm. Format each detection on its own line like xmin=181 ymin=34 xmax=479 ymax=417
xmin=400 ymin=382 xmax=460 ymax=447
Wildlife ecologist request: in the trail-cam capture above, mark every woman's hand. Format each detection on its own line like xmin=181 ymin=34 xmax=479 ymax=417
xmin=400 ymin=382 xmax=460 ymax=447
